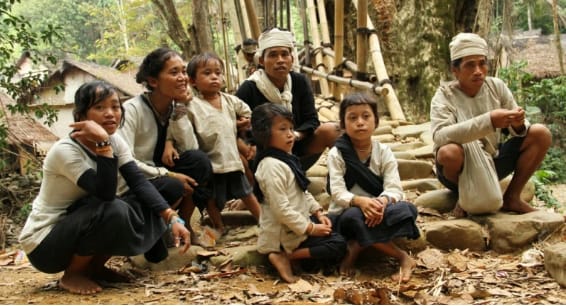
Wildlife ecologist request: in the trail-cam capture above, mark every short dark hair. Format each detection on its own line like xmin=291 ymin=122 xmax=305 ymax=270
xmin=187 ymin=52 xmax=224 ymax=80
xmin=73 ymin=80 xmax=124 ymax=126
xmin=338 ymin=92 xmax=379 ymax=129
xmin=136 ymin=47 xmax=182 ymax=90
xmin=243 ymin=38 xmax=258 ymax=47
xmin=251 ymin=103 xmax=294 ymax=149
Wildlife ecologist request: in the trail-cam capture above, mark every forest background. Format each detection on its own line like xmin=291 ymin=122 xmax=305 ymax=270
xmin=1 ymin=0 xmax=566 ymax=219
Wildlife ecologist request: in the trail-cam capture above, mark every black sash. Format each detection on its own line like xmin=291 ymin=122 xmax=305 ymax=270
xmin=328 ymin=134 xmax=384 ymax=196
xmin=253 ymin=147 xmax=310 ymax=202
xmin=141 ymin=95 xmax=169 ymax=167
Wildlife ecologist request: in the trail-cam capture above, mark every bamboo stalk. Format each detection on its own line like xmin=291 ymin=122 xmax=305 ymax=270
xmin=316 ymin=0 xmax=335 ymax=92
xmin=299 ymin=65 xmax=388 ymax=97
xmin=552 ymin=0 xmax=565 ymax=74
xmin=356 ymin=0 xmax=368 ymax=81
xmin=298 ymin=0 xmax=310 ymax=66
xmin=219 ymin=0 xmax=233 ymax=92
xmin=243 ymin=0 xmax=261 ymax=39
xmin=239 ymin=0 xmax=252 ymax=39
xmin=333 ymin=0 xmax=345 ymax=100
xmin=306 ymin=0 xmax=330 ymax=97
xmin=352 ymin=0 xmax=405 ymax=120
xmin=229 ymin=0 xmax=246 ymax=85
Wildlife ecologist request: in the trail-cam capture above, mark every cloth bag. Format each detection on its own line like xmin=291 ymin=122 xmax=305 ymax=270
xmin=458 ymin=140 xmax=503 ymax=214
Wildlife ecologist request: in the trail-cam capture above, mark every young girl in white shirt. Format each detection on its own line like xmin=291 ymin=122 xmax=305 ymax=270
xmin=327 ymin=92 xmax=420 ymax=282
xmin=252 ymin=103 xmax=346 ymax=283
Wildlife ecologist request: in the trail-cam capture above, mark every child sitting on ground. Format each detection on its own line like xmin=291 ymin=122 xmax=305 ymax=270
xmin=252 ymin=103 xmax=347 ymax=283
xmin=164 ymin=52 xmax=261 ymax=235
xmin=327 ymin=92 xmax=420 ymax=282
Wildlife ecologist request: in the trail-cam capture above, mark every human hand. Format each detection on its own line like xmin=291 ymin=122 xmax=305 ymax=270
xmin=236 ymin=116 xmax=251 ymax=132
xmin=237 ymin=138 xmax=256 ymax=160
xmin=162 ymin=141 xmax=179 ymax=167
xmin=318 ymin=214 xmax=332 ymax=227
xmin=490 ymin=108 xmax=525 ymax=129
xmin=169 ymin=172 xmax=197 ymax=195
xmin=69 ymin=120 xmax=110 ymax=143
xmin=358 ymin=196 xmax=385 ymax=227
xmin=171 ymin=221 xmax=191 ymax=254
xmin=310 ymin=223 xmax=332 ymax=236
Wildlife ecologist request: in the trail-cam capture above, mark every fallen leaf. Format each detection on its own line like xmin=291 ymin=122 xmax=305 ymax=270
xmin=416 ymin=248 xmax=446 ymax=270
xmin=446 ymin=252 xmax=468 ymax=272
xmin=288 ymin=279 xmax=312 ymax=293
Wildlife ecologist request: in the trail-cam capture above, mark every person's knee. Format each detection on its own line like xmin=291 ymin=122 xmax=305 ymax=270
xmin=436 ymin=144 xmax=464 ymax=169
xmin=314 ymin=122 xmax=341 ymax=145
xmin=526 ymin=124 xmax=552 ymax=150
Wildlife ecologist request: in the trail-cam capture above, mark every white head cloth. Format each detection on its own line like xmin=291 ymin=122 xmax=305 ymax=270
xmin=449 ymin=33 xmax=488 ymax=61
xmin=257 ymin=28 xmax=295 ymax=57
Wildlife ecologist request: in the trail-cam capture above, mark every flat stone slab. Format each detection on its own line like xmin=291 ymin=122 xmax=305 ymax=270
xmin=423 ymin=219 xmax=487 ymax=251
xmin=545 ymin=242 xmax=566 ymax=287
xmin=397 ymin=159 xmax=434 ymax=180
xmin=472 ymin=211 xmax=565 ymax=253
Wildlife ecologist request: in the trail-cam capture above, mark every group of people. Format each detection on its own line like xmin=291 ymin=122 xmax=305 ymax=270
xmin=19 ymin=28 xmax=550 ymax=294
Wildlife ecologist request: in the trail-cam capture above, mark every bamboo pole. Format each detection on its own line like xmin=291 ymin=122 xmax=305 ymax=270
xmin=239 ymin=0 xmax=251 ymax=39
xmin=552 ymin=0 xmax=565 ymax=74
xmin=355 ymin=0 xmax=368 ymax=81
xmin=298 ymin=0 xmax=310 ymax=66
xmin=229 ymin=0 xmax=246 ymax=85
xmin=299 ymin=65 xmax=388 ymax=97
xmin=306 ymin=0 xmax=330 ymax=97
xmin=333 ymin=0 xmax=345 ymax=100
xmin=219 ymin=0 xmax=233 ymax=92
xmin=316 ymin=0 xmax=335 ymax=90
xmin=352 ymin=0 xmax=405 ymax=120
xmin=243 ymin=0 xmax=261 ymax=40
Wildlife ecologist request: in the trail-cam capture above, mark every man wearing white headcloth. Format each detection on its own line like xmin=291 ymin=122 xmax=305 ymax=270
xmin=236 ymin=27 xmax=340 ymax=170
xmin=431 ymin=32 xmax=551 ymax=217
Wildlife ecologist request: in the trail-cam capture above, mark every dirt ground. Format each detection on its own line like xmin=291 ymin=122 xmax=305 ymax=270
xmin=0 ymin=185 xmax=565 ymax=305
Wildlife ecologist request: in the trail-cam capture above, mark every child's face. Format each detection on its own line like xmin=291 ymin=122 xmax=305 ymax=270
xmin=189 ymin=59 xmax=224 ymax=96
xmin=343 ymin=104 xmax=376 ymax=142
xmin=269 ymin=116 xmax=294 ymax=153
xmin=85 ymin=92 xmax=122 ymax=135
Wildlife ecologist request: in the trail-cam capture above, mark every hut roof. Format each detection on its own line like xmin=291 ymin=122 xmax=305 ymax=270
xmin=1 ymin=91 xmax=59 ymax=154
xmin=58 ymin=59 xmax=144 ymax=97
xmin=511 ymin=33 xmax=566 ymax=79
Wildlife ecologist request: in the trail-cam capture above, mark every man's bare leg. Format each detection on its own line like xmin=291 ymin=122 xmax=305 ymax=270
xmin=241 ymin=194 xmax=261 ymax=221
xmin=503 ymin=124 xmax=551 ymax=213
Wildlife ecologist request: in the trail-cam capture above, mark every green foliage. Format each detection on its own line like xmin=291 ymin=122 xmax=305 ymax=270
xmin=532 ymin=170 xmax=561 ymax=209
xmin=513 ymin=0 xmax=566 ymax=34
xmin=0 ymin=0 xmax=61 ymax=171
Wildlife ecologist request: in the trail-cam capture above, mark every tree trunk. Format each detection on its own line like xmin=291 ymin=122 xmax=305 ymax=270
xmin=369 ymin=0 xmax=478 ymax=120
xmin=151 ymin=0 xmax=192 ymax=57
xmin=189 ymin=0 xmax=214 ymax=53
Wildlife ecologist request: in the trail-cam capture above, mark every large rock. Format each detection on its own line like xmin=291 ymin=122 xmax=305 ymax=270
xmin=373 ymin=125 xmax=393 ymax=135
xmin=393 ymin=151 xmax=416 ymax=160
xmin=423 ymin=219 xmax=487 ymax=251
xmin=393 ymin=122 xmax=431 ymax=139
xmin=209 ymin=245 xmax=268 ymax=267
xmin=475 ymin=211 xmax=565 ymax=253
xmin=307 ymin=176 xmax=327 ymax=196
xmin=414 ymin=189 xmax=457 ymax=213
xmin=372 ymin=134 xmax=396 ymax=143
xmin=397 ymin=159 xmax=434 ymax=180
xmin=544 ymin=242 xmax=566 ymax=287
xmin=406 ymin=144 xmax=434 ymax=159
xmin=401 ymin=178 xmax=444 ymax=193
xmin=388 ymin=142 xmax=425 ymax=152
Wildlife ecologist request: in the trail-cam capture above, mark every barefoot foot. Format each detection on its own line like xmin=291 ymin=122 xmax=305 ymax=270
xmin=391 ymin=252 xmax=416 ymax=283
xmin=502 ymin=198 xmax=536 ymax=214
xmin=59 ymin=271 xmax=102 ymax=295
xmin=268 ymin=252 xmax=298 ymax=283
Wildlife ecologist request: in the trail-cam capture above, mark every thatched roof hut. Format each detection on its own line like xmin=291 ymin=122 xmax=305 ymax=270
xmin=510 ymin=33 xmax=566 ymax=79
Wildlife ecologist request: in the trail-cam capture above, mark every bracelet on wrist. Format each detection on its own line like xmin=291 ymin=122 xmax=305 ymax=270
xmin=168 ymin=215 xmax=186 ymax=230
xmin=307 ymin=223 xmax=315 ymax=235
xmin=95 ymin=139 xmax=111 ymax=148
